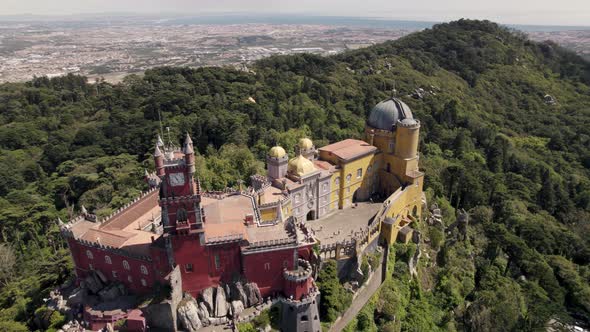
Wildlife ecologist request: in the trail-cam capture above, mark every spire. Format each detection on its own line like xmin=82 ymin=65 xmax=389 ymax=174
xmin=81 ymin=205 xmax=88 ymax=215
xmin=157 ymin=134 xmax=165 ymax=147
xmin=154 ymin=144 xmax=163 ymax=157
xmin=57 ymin=217 xmax=64 ymax=226
xmin=144 ymin=168 xmax=149 ymax=177
xmin=183 ymin=132 xmax=194 ymax=154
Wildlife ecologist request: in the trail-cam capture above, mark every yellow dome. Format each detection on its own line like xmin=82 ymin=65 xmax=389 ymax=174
xmin=269 ymin=146 xmax=286 ymax=158
xmin=298 ymin=138 xmax=314 ymax=150
xmin=288 ymin=154 xmax=315 ymax=176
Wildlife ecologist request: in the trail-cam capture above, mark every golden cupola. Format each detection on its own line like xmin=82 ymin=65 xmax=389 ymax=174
xmin=288 ymin=154 xmax=315 ymax=177
xmin=269 ymin=146 xmax=287 ymax=159
xmin=298 ymin=138 xmax=313 ymax=150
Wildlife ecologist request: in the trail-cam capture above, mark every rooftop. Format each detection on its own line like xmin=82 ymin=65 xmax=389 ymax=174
xmin=319 ymin=139 xmax=377 ymax=161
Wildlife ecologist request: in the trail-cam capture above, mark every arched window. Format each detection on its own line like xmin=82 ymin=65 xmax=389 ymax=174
xmin=386 ymin=163 xmax=391 ymax=172
xmin=141 ymin=278 xmax=147 ymax=287
xmin=346 ymin=174 xmax=352 ymax=183
xmin=140 ymin=265 xmax=148 ymax=275
xmin=334 ymin=177 xmax=340 ymax=186
xmin=127 ymin=275 xmax=133 ymax=283
xmin=104 ymin=255 xmax=112 ymax=264
xmin=295 ymin=193 xmax=301 ymax=203
xmin=86 ymin=250 xmax=93 ymax=260
xmin=176 ymin=208 xmax=188 ymax=222
xmin=123 ymin=260 xmax=130 ymax=270
xmin=356 ymin=168 xmax=362 ymax=178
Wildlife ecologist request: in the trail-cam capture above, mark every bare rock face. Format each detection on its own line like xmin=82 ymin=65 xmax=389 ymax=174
xmin=208 ymin=317 xmax=229 ymax=326
xmin=142 ymin=301 xmax=177 ymax=331
xmin=82 ymin=272 xmax=104 ymax=294
xmin=177 ymin=299 xmax=202 ymax=332
xmin=98 ymin=283 xmax=125 ymax=302
xmin=214 ymin=286 xmax=228 ymax=317
xmin=66 ymin=288 xmax=87 ymax=306
xmin=197 ymin=302 xmax=211 ymax=326
xmin=231 ymin=300 xmax=244 ymax=316
xmin=231 ymin=281 xmax=248 ymax=306
xmin=199 ymin=287 xmax=215 ymax=313
xmin=244 ymin=282 xmax=262 ymax=307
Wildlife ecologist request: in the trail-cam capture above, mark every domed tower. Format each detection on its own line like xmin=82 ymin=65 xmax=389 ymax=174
xmin=287 ymin=154 xmax=316 ymax=178
xmin=298 ymin=138 xmax=315 ymax=161
xmin=267 ymin=146 xmax=288 ymax=179
xmin=365 ymin=97 xmax=421 ymax=192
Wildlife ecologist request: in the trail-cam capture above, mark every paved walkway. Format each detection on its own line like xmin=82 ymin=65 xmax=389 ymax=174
xmin=329 ymin=262 xmax=384 ymax=332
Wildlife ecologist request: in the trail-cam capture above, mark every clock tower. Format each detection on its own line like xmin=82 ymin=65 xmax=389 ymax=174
xmin=155 ymin=133 xmax=206 ymax=270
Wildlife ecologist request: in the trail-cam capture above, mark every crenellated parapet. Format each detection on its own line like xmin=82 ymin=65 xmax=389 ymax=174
xmin=283 ymin=259 xmax=313 ymax=282
xmin=205 ymin=233 xmax=244 ymax=245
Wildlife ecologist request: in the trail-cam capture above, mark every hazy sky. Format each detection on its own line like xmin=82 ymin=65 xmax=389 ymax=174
xmin=3 ymin=0 xmax=590 ymax=26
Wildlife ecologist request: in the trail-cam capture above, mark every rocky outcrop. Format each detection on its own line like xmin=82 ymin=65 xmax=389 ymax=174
xmin=98 ymin=283 xmax=126 ymax=302
xmin=81 ymin=272 xmax=104 ymax=294
xmin=230 ymin=281 xmax=248 ymax=305
xmin=231 ymin=300 xmax=244 ymax=316
xmin=197 ymin=302 xmax=211 ymax=326
xmin=142 ymin=301 xmax=177 ymax=331
xmin=214 ymin=286 xmax=228 ymax=317
xmin=244 ymin=282 xmax=262 ymax=307
xmin=199 ymin=287 xmax=215 ymax=313
xmin=177 ymin=299 xmax=202 ymax=332
xmin=66 ymin=287 xmax=87 ymax=306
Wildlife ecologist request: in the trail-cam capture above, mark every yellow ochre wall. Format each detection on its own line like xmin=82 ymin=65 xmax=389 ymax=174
xmin=260 ymin=207 xmax=278 ymax=222
xmin=338 ymin=154 xmax=375 ymax=208
xmin=380 ymin=179 xmax=424 ymax=245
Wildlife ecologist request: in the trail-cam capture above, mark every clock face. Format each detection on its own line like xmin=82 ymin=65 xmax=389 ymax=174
xmin=169 ymin=172 xmax=185 ymax=187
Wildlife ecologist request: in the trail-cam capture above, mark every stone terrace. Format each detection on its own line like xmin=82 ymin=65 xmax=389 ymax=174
xmin=304 ymin=202 xmax=381 ymax=246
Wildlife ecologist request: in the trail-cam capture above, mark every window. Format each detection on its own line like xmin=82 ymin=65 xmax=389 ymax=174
xmin=295 ymin=193 xmax=301 ymax=203
xmin=386 ymin=163 xmax=391 ymax=172
xmin=264 ymin=263 xmax=270 ymax=270
xmin=301 ymin=315 xmax=309 ymax=322
xmin=357 ymin=168 xmax=362 ymax=178
xmin=86 ymin=250 xmax=94 ymax=260
xmin=185 ymin=263 xmax=194 ymax=273
xmin=334 ymin=177 xmax=340 ymax=186
xmin=123 ymin=260 xmax=130 ymax=270
xmin=105 ymin=255 xmax=112 ymax=264
xmin=176 ymin=208 xmax=188 ymax=222
xmin=367 ymin=165 xmax=372 ymax=173
xmin=141 ymin=278 xmax=147 ymax=287
xmin=112 ymin=271 xmax=118 ymax=278
xmin=322 ymin=183 xmax=328 ymax=192
xmin=346 ymin=174 xmax=351 ymax=183
xmin=214 ymin=254 xmax=220 ymax=270
xmin=283 ymin=261 xmax=289 ymax=268
xmin=141 ymin=265 xmax=148 ymax=275
xmin=389 ymin=141 xmax=395 ymax=153
xmin=128 ymin=275 xmax=133 ymax=283
xmin=347 ymin=187 xmax=351 ymax=193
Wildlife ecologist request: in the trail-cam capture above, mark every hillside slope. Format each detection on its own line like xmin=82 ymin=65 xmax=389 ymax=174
xmin=0 ymin=19 xmax=588 ymax=331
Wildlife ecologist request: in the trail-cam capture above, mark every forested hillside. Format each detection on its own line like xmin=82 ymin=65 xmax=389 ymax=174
xmin=0 ymin=19 xmax=589 ymax=331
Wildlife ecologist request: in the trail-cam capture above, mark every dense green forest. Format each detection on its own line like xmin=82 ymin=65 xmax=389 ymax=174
xmin=0 ymin=19 xmax=589 ymax=331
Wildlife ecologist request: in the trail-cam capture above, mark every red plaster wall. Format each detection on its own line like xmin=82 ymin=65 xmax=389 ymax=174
xmin=242 ymin=247 xmax=297 ymax=298
xmin=68 ymin=240 xmax=157 ymax=295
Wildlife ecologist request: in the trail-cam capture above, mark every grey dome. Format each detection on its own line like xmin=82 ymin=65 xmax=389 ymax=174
xmin=367 ymin=98 xmax=413 ymax=131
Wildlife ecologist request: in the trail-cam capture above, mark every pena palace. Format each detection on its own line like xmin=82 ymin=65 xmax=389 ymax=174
xmin=60 ymin=96 xmax=425 ymax=331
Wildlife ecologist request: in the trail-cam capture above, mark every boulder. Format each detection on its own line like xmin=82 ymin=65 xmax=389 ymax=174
xmin=214 ymin=286 xmax=228 ymax=317
xmin=83 ymin=272 xmax=104 ymax=294
xmin=208 ymin=317 xmax=229 ymax=326
xmin=230 ymin=281 xmax=248 ymax=305
xmin=244 ymin=282 xmax=262 ymax=307
xmin=142 ymin=301 xmax=177 ymax=331
xmin=98 ymin=284 xmax=122 ymax=302
xmin=231 ymin=300 xmax=244 ymax=316
xmin=177 ymin=299 xmax=202 ymax=332
xmin=199 ymin=287 xmax=215 ymax=313
xmin=66 ymin=288 xmax=87 ymax=306
xmin=197 ymin=302 xmax=211 ymax=326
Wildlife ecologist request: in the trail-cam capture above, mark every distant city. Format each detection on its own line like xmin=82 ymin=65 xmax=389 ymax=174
xmin=0 ymin=14 xmax=588 ymax=83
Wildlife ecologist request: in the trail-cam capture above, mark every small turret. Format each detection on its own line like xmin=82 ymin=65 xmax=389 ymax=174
xmin=81 ymin=205 xmax=88 ymax=215
xmin=154 ymin=143 xmax=165 ymax=177
xmin=183 ymin=133 xmax=195 ymax=174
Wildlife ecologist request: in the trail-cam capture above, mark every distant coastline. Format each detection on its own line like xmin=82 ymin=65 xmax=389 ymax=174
xmin=0 ymin=13 xmax=589 ymax=32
